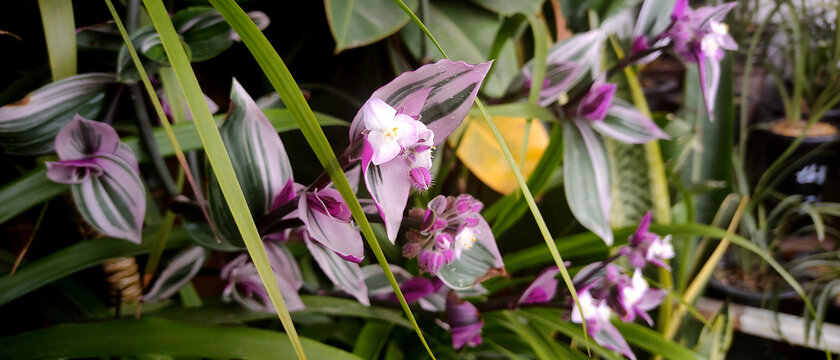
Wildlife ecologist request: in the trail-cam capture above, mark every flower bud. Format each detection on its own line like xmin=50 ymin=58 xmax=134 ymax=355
xmin=409 ymin=167 xmax=432 ymax=191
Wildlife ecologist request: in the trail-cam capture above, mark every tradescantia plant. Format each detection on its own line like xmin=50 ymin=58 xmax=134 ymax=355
xmin=4 ymin=0 xmax=826 ymax=360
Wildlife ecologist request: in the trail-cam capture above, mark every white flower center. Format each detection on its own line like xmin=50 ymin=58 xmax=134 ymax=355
xmin=647 ymin=235 xmax=675 ymax=261
xmin=455 ymin=227 xmax=477 ymax=251
xmin=622 ymin=269 xmax=649 ymax=307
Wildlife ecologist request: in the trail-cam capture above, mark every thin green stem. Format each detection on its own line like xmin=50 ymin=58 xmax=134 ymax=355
xmin=130 ymin=84 xmax=179 ymax=197
xmin=105 ymin=0 xmax=219 ymax=241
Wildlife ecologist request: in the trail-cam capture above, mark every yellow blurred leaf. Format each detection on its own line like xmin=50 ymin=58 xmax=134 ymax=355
xmin=451 ymin=115 xmax=549 ymax=195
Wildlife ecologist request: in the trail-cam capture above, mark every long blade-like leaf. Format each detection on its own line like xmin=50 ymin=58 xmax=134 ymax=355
xmin=0 ymin=318 xmax=360 ymax=360
xmin=38 ymin=0 xmax=76 ymax=80
xmin=139 ymin=1 xmax=306 ymax=358
xmin=206 ymin=0 xmax=436 ymax=357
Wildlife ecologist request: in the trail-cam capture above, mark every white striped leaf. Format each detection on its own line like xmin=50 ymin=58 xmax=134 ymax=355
xmin=563 ymin=119 xmax=613 ymax=245
xmin=437 ymin=218 xmax=505 ymax=290
xmin=591 ymin=99 xmax=669 ymax=144
xmin=143 ymin=246 xmax=208 ymax=302
xmin=208 ymin=79 xmax=293 ymax=247
xmin=634 ymin=0 xmax=678 ymax=38
xmin=0 ymin=73 xmax=113 ymax=154
xmin=306 ymin=237 xmax=369 ymax=306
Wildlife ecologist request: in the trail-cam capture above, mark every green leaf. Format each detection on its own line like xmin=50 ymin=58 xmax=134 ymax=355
xmin=613 ymin=321 xmax=706 ymax=360
xmin=325 ymin=0 xmax=418 ymax=53
xmin=517 ymin=308 xmax=623 ymax=360
xmin=563 ymin=119 xmax=613 ymax=245
xmin=0 ymin=73 xmax=113 ymax=154
xmin=438 ymin=240 xmax=504 ymax=290
xmin=0 ymin=318 xmax=360 ymax=360
xmin=693 ymin=307 xmax=734 ymax=360
xmin=207 ymin=80 xmax=294 ymax=247
xmin=206 ymin=1 xmax=436 ymax=357
xmin=399 ymin=0 xmax=518 ymax=98
xmin=0 ymin=228 xmax=191 ymax=307
xmin=38 ymin=0 xmax=76 ymax=81
xmin=605 ymin=138 xmax=653 ymax=227
xmin=469 ymin=0 xmax=545 ymax=16
xmin=142 ymin=0 xmax=306 ymax=357
xmin=156 ymin=296 xmax=413 ymax=328
xmin=353 ymin=321 xmax=394 ymax=359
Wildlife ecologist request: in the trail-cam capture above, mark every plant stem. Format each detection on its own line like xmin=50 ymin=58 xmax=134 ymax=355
xmin=663 ymin=195 xmax=749 ymax=340
xmin=130 ymin=84 xmax=179 ymax=197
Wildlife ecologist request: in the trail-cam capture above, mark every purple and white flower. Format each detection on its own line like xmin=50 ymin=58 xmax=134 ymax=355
xmin=620 ymin=211 xmax=675 ymax=269
xmin=349 ymin=60 xmax=491 ymax=242
xmin=615 ymin=268 xmax=667 ymax=325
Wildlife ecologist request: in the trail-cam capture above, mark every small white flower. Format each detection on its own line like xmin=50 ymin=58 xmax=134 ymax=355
xmin=646 ymin=235 xmax=674 ymax=262
xmin=453 ymin=227 xmax=477 ymax=259
xmin=622 ymin=269 xmax=649 ymax=307
xmin=572 ymin=291 xmax=612 ymax=324
xmin=363 ymin=98 xmax=420 ymax=165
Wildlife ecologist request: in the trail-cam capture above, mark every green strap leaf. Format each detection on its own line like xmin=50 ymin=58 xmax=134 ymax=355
xmin=0 ymin=318 xmax=360 ymax=360
xmin=140 ymin=1 xmax=306 ymax=358
xmin=38 ymin=0 xmax=76 ymax=81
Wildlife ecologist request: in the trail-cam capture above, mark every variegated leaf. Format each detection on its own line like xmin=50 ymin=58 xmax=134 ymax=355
xmin=361 ymin=264 xmax=413 ymax=296
xmin=634 ymin=0 xmax=678 ymax=38
xmin=350 ymin=60 xmax=492 ymax=145
xmin=174 ymin=7 xmax=269 ymax=61
xmin=71 ymin=153 xmax=145 ymax=243
xmin=563 ymin=119 xmax=613 ymax=245
xmin=298 ymin=189 xmax=364 ymax=263
xmin=306 ymin=237 xmax=369 ymax=306
xmin=143 ymin=246 xmax=208 ymax=302
xmin=591 ymin=99 xmax=669 ymax=144
xmin=517 ymin=30 xmax=605 ymax=106
xmin=208 ymin=79 xmax=293 ymax=247
xmin=437 ymin=218 xmax=505 ymax=290
xmin=0 ymin=73 xmax=113 ymax=154
xmin=362 ymin=157 xmax=411 ymax=242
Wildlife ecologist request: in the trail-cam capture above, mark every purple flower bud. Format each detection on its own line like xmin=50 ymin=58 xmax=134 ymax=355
xmin=518 ymin=267 xmax=561 ymax=305
xmin=436 ymin=233 xmax=453 ymax=248
xmin=402 ymin=241 xmax=423 ymax=258
xmin=631 ymin=36 xmax=649 ymax=55
xmin=418 ymin=250 xmax=444 ymax=274
xmin=399 ymin=277 xmax=437 ymax=303
xmin=441 ymin=248 xmax=455 ymax=263
xmin=420 ymin=209 xmax=436 ymax=232
xmin=463 ymin=217 xmax=479 ymax=227
xmin=409 ymin=167 xmax=432 ymax=191
xmin=578 ymin=82 xmax=617 ymax=121
xmin=433 ymin=218 xmax=448 ymax=230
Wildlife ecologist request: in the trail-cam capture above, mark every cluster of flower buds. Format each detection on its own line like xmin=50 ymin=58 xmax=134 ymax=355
xmin=402 ymin=194 xmax=485 ymax=274
xmin=446 ymin=296 xmax=484 ymax=349
xmin=362 ymin=97 xmax=436 ymax=191
xmin=665 ymin=1 xmax=737 ymax=63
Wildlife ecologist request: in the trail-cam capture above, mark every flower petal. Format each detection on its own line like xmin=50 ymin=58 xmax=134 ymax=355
xmin=362 ymin=156 xmax=411 ymax=242
xmin=55 ymin=115 xmax=123 ymax=160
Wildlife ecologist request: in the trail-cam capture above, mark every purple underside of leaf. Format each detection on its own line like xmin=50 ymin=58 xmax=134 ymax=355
xmin=563 ymin=119 xmax=613 ymax=245
xmin=362 ymin=156 xmax=411 ymax=242
xmin=298 ymin=192 xmax=364 ymax=262
xmin=71 ymin=153 xmax=145 ymax=243
xmin=350 ymin=59 xmax=492 ymax=145
xmin=143 ymin=246 xmax=207 ymax=302
xmin=55 ymin=115 xmax=123 ymax=160
xmin=590 ymin=100 xmax=669 ymax=144
xmin=305 ymin=238 xmax=369 ymax=306
xmin=518 ymin=267 xmax=561 ymax=305
xmin=46 ymin=159 xmax=103 ymax=184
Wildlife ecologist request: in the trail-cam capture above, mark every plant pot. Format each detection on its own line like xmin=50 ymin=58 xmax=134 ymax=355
xmin=710 ymin=252 xmax=800 ymax=308
xmin=747 ymin=119 xmax=840 ymax=202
